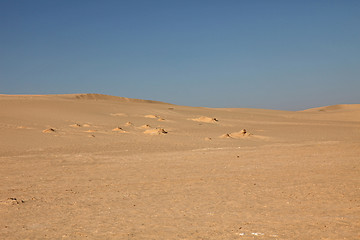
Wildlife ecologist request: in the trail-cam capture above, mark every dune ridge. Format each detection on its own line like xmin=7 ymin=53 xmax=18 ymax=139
xmin=0 ymin=93 xmax=169 ymax=104
xmin=302 ymin=104 xmax=360 ymax=112
xmin=74 ymin=93 xmax=168 ymax=104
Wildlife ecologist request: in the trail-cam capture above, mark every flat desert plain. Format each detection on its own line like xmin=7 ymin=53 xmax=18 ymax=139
xmin=0 ymin=94 xmax=359 ymax=240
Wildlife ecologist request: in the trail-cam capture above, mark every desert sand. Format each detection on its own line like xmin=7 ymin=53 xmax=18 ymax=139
xmin=0 ymin=94 xmax=359 ymax=239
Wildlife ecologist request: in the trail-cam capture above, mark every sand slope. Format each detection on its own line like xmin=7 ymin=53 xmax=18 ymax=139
xmin=0 ymin=94 xmax=359 ymax=239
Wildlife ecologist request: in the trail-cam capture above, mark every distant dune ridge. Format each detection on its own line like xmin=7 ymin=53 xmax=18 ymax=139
xmin=73 ymin=93 xmax=168 ymax=104
xmin=301 ymin=104 xmax=360 ymax=121
xmin=1 ymin=93 xmax=359 ymax=239
xmin=0 ymin=93 xmax=168 ymax=104
xmin=302 ymin=104 xmax=360 ymax=112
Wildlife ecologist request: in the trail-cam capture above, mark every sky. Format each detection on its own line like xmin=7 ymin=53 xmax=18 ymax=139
xmin=1 ymin=0 xmax=359 ymax=110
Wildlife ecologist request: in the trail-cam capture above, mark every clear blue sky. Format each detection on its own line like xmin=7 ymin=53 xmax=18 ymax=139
xmin=1 ymin=0 xmax=359 ymax=110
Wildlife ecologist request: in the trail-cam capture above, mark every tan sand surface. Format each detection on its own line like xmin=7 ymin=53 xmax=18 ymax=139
xmin=0 ymin=94 xmax=359 ymax=239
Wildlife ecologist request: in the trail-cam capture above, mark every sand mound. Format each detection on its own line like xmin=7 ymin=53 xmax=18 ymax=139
xmin=110 ymin=113 xmax=127 ymax=117
xmin=42 ymin=128 xmax=56 ymax=133
xmin=220 ymin=129 xmax=250 ymax=139
xmin=145 ymin=115 xmax=159 ymax=119
xmin=85 ymin=129 xmax=97 ymax=133
xmin=157 ymin=118 xmax=166 ymax=121
xmin=125 ymin=122 xmax=134 ymax=126
xmin=144 ymin=128 xmax=168 ymax=135
xmin=112 ymin=127 xmax=127 ymax=133
xmin=191 ymin=116 xmax=218 ymax=123
xmin=139 ymin=124 xmax=151 ymax=129
xmin=82 ymin=124 xmax=91 ymax=127
xmin=16 ymin=126 xmax=31 ymax=129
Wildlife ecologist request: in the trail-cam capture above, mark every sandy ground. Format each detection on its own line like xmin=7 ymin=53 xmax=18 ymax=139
xmin=0 ymin=94 xmax=359 ymax=239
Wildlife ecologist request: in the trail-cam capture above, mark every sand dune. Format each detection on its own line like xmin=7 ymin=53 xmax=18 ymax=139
xmin=0 ymin=94 xmax=359 ymax=239
xmin=303 ymin=104 xmax=360 ymax=112
xmin=301 ymin=104 xmax=360 ymax=122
